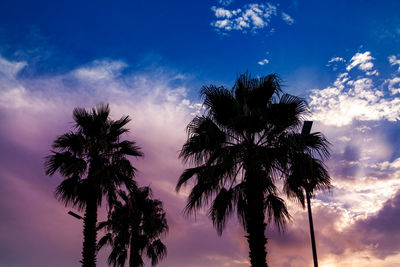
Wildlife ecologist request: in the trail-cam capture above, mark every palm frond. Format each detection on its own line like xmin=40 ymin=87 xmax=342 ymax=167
xmin=97 ymin=233 xmax=113 ymax=250
xmin=267 ymin=94 xmax=307 ymax=133
xmin=201 ymin=85 xmax=240 ymax=128
xmin=146 ymin=239 xmax=167 ymax=266
xmin=209 ymin=188 xmax=234 ymax=235
xmin=246 ymin=73 xmax=281 ymax=111
xmin=180 ymin=116 xmax=227 ymax=164
xmin=44 ymin=152 xmax=86 ymax=176
xmin=265 ymin=194 xmax=291 ymax=232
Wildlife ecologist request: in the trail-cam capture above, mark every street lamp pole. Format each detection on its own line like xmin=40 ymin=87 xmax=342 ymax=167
xmin=68 ymin=211 xmax=83 ymax=220
xmin=301 ymin=121 xmax=319 ymax=267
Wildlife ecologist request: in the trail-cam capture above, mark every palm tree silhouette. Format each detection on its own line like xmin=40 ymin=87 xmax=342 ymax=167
xmin=284 ymin=121 xmax=330 ymax=267
xmin=176 ymin=73 xmax=328 ymax=267
xmin=97 ymin=187 xmax=168 ymax=267
xmin=45 ymin=104 xmax=143 ymax=267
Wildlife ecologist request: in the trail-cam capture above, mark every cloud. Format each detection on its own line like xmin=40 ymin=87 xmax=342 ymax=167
xmin=73 ymin=60 xmax=128 ymax=81
xmin=327 ymin=57 xmax=346 ymax=71
xmin=309 ymin=51 xmax=400 ymax=126
xmin=387 ymin=76 xmax=400 ymax=94
xmin=0 ymin=56 xmax=27 ymax=78
xmin=281 ymin=12 xmax=294 ymax=25
xmin=350 ymin=190 xmax=400 ymax=258
xmin=0 ymin=55 xmax=255 ymax=267
xmin=346 ymin=51 xmax=375 ymax=72
xmin=210 ymin=3 xmax=279 ymax=33
xmin=328 ymin=57 xmax=345 ymax=63
xmin=258 ymin=58 xmax=269 ymax=65
xmin=218 ymin=0 xmax=234 ymax=6
xmin=389 ymin=55 xmax=400 ymax=72
xmin=309 ymin=74 xmax=400 ymax=126
xmin=3 ymin=49 xmax=400 ymax=266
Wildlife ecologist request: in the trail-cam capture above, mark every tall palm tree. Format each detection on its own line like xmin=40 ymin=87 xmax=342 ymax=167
xmin=176 ymin=73 xmax=329 ymax=267
xmin=284 ymin=122 xmax=331 ymax=267
xmin=45 ymin=104 xmax=143 ymax=267
xmin=97 ymin=187 xmax=168 ymax=267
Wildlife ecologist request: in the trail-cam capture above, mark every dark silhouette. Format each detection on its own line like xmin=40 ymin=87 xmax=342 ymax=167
xmin=284 ymin=121 xmax=330 ymax=267
xmin=97 ymin=187 xmax=168 ymax=267
xmin=45 ymin=104 xmax=143 ymax=267
xmin=176 ymin=73 xmax=329 ymax=267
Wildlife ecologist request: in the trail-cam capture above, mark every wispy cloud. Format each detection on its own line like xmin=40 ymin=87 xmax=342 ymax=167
xmin=218 ymin=0 xmax=234 ymax=6
xmin=281 ymin=12 xmax=294 ymax=25
xmin=327 ymin=57 xmax=346 ymax=71
xmin=389 ymin=55 xmax=400 ymax=72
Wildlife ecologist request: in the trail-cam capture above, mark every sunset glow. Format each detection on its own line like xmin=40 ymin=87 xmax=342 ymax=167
xmin=1 ymin=0 xmax=400 ymax=266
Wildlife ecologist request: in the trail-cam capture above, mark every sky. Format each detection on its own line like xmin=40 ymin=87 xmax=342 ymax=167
xmin=0 ymin=0 xmax=400 ymax=266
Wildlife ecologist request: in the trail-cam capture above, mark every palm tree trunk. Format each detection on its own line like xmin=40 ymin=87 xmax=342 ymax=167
xmin=129 ymin=233 xmax=136 ymax=267
xmin=129 ymin=224 xmax=141 ymax=267
xmin=306 ymin=189 xmax=318 ymax=267
xmin=81 ymin=196 xmax=98 ymax=267
xmin=245 ymin=180 xmax=268 ymax=267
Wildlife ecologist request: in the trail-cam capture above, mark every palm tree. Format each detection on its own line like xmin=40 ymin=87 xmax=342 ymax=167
xmin=176 ymin=73 xmax=329 ymax=267
xmin=97 ymin=187 xmax=168 ymax=267
xmin=45 ymin=104 xmax=143 ymax=267
xmin=284 ymin=121 xmax=331 ymax=267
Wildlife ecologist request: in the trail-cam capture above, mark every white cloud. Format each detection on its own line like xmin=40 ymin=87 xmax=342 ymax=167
xmin=346 ymin=51 xmax=375 ymax=72
xmin=213 ymin=19 xmax=233 ymax=30
xmin=328 ymin=57 xmax=346 ymax=63
xmin=387 ymin=76 xmax=400 ymax=95
xmin=327 ymin=57 xmax=346 ymax=71
xmin=210 ymin=3 xmax=277 ymax=33
xmin=211 ymin=6 xmax=239 ymax=19
xmin=366 ymin=69 xmax=379 ymax=76
xmin=310 ymin=51 xmax=400 ymax=126
xmin=257 ymin=58 xmax=269 ymax=65
xmin=281 ymin=12 xmax=294 ymax=25
xmin=371 ymin=158 xmax=400 ymax=171
xmin=389 ymin=55 xmax=400 ymax=72
xmin=310 ymin=73 xmax=400 ymax=126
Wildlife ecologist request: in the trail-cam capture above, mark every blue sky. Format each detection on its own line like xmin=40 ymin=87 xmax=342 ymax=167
xmin=1 ymin=0 xmax=400 ymax=266
xmin=2 ymin=0 xmax=399 ymax=91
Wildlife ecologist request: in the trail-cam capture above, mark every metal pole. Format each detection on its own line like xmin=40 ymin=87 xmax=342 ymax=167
xmin=306 ymin=189 xmax=318 ymax=267
xmin=68 ymin=210 xmax=83 ymax=220
xmin=301 ymin=121 xmax=319 ymax=267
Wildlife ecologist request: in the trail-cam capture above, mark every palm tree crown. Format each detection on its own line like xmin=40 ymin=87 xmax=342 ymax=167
xmin=98 ymin=187 xmax=168 ymax=267
xmin=176 ymin=73 xmax=329 ymax=267
xmin=45 ymin=104 xmax=143 ymax=267
xmin=284 ymin=151 xmax=330 ymax=207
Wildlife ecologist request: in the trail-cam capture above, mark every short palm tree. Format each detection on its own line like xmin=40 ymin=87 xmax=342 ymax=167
xmin=45 ymin=104 xmax=143 ymax=267
xmin=176 ymin=73 xmax=329 ymax=267
xmin=97 ymin=187 xmax=168 ymax=267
